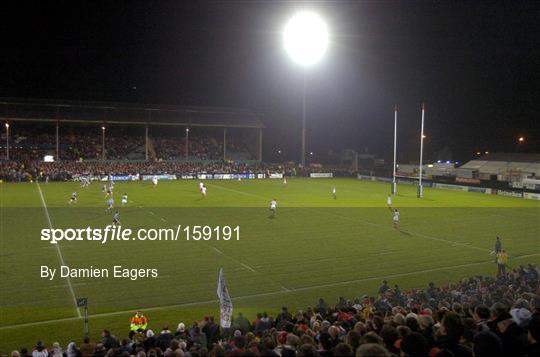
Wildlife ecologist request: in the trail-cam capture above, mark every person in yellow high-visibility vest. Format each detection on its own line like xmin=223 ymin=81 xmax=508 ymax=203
xmin=496 ymin=250 xmax=508 ymax=277
xmin=130 ymin=311 xmax=148 ymax=332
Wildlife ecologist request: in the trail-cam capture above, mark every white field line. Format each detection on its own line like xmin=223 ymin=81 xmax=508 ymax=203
xmin=210 ymin=246 xmax=256 ymax=273
xmin=3 ymin=253 xmax=539 ymax=330
xmin=47 ymin=282 xmax=90 ymax=289
xmin=36 ymin=183 xmax=82 ymax=318
xmin=205 ymin=182 xmax=265 ymax=201
xmin=329 ymin=212 xmax=490 ymax=253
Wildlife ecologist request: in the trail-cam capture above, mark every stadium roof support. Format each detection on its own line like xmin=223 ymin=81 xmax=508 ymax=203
xmin=0 ymin=98 xmax=265 ymax=129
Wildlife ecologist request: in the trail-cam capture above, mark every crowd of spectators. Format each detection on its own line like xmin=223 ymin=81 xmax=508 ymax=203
xmin=7 ymin=265 xmax=540 ymax=357
xmin=1 ymin=131 xmax=252 ymax=162
xmin=153 ymin=137 xmax=224 ymax=161
xmin=0 ymin=161 xmax=328 ymax=182
xmin=0 ymin=161 xmax=271 ymax=181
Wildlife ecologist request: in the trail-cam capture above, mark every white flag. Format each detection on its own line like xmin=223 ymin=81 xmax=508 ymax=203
xmin=217 ymin=268 xmax=233 ymax=328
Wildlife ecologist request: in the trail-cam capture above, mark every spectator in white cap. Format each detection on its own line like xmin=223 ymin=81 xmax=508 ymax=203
xmin=510 ymin=307 xmax=532 ymax=328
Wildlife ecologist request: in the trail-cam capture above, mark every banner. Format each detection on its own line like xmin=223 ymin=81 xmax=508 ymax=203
xmin=467 ymin=186 xmax=487 ymax=194
xmin=456 ymin=177 xmax=480 ymax=185
xmin=495 ymin=190 xmax=523 ymax=198
xmin=101 ymin=174 xmax=139 ymax=181
xmin=141 ymin=174 xmax=176 ymax=181
xmin=268 ymin=173 xmax=283 ymax=179
xmin=217 ymin=268 xmax=232 ymax=328
xmin=433 ymin=183 xmax=468 ymax=192
xmin=206 ymin=173 xmax=256 ymax=180
xmin=524 ymin=192 xmax=540 ymax=200
xmin=310 ymin=173 xmax=333 ymax=178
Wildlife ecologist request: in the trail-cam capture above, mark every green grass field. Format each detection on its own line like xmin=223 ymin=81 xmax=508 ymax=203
xmin=1 ymin=178 xmax=539 ymax=351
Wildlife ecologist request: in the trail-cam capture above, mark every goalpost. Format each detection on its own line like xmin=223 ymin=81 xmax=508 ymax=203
xmin=391 ymin=105 xmax=397 ymax=195
xmin=392 ymin=103 xmax=426 ymax=198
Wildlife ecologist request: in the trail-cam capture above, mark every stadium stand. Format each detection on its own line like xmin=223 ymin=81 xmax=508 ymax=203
xmin=0 ymin=160 xmax=329 ymax=182
xmin=0 ymin=98 xmax=264 ymax=162
xmin=459 ymin=153 xmax=540 ymax=181
xmin=6 ymin=265 xmax=539 ymax=357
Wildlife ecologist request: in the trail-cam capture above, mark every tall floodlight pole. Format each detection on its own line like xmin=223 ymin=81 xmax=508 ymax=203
xmin=5 ymin=122 xmax=9 ymax=160
xmin=418 ymin=103 xmax=425 ymax=198
xmin=185 ymin=127 xmax=189 ymax=160
xmin=392 ymin=106 xmax=398 ymax=194
xmin=101 ymin=125 xmax=106 ymax=161
xmin=283 ymin=10 xmax=328 ymax=166
xmin=301 ymin=74 xmax=307 ymax=166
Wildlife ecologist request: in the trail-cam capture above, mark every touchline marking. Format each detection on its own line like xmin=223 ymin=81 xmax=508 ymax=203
xmin=330 ymin=212 xmax=490 ymax=253
xmin=205 ymin=183 xmax=264 ymax=200
xmin=240 ymin=263 xmax=256 ymax=273
xmin=211 ymin=246 xmax=256 ymax=273
xmin=3 ymin=253 xmax=539 ymax=330
xmin=36 ymin=183 xmax=82 ymax=318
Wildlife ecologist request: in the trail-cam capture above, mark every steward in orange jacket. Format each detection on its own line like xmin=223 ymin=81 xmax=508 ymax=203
xmin=130 ymin=311 xmax=148 ymax=332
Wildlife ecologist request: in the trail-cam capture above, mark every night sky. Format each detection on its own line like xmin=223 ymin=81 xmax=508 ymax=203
xmin=1 ymin=1 xmax=539 ymax=162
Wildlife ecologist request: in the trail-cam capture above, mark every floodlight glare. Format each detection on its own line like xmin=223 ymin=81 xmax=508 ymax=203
xmin=283 ymin=11 xmax=329 ymax=67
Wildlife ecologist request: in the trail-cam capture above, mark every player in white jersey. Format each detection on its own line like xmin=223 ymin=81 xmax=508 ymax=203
xmin=332 ymin=186 xmax=336 ymax=199
xmin=112 ymin=210 xmax=120 ymax=226
xmin=102 ymin=184 xmax=107 ymax=194
xmin=283 ymin=177 xmax=287 ymax=186
xmin=121 ymin=193 xmax=128 ymax=206
xmin=201 ymin=185 xmax=207 ymax=198
xmin=392 ymin=209 xmax=400 ymax=229
xmin=152 ymin=176 xmax=158 ymax=187
xmin=270 ymin=198 xmax=277 ymax=217
xmin=106 ymin=197 xmax=114 ymax=212
xmin=199 ymin=182 xmax=204 ymax=192
xmin=387 ymin=195 xmax=392 ymax=207
xmin=69 ymin=192 xmax=77 ymax=204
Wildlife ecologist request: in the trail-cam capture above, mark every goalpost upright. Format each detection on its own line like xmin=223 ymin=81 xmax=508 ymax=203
xmin=392 ymin=105 xmax=398 ymax=195
xmin=418 ymin=103 xmax=426 ymax=198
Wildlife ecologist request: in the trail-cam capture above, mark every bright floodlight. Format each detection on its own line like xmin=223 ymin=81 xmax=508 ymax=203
xmin=283 ymin=11 xmax=328 ymax=67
